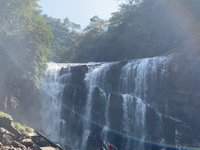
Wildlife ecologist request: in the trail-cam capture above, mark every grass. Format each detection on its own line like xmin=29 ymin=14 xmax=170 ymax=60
xmin=12 ymin=122 xmax=34 ymax=136
xmin=0 ymin=111 xmax=34 ymax=136
xmin=0 ymin=111 xmax=13 ymax=120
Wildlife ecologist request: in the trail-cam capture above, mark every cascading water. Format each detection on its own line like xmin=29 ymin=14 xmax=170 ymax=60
xmin=39 ymin=63 xmax=66 ymax=143
xmin=135 ymin=97 xmax=146 ymax=150
xmin=81 ymin=63 xmax=113 ymax=150
xmin=119 ymin=56 xmax=168 ymax=150
xmin=122 ymin=94 xmax=133 ymax=150
xmin=101 ymin=94 xmax=111 ymax=143
xmin=121 ymin=94 xmax=146 ymax=150
xmin=38 ymin=56 xmax=185 ymax=150
xmin=39 ymin=62 xmax=83 ymax=144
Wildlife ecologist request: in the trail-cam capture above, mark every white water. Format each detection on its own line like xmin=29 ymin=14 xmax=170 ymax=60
xmin=135 ymin=97 xmax=146 ymax=150
xmin=119 ymin=57 xmax=169 ymax=149
xmin=101 ymin=94 xmax=111 ymax=143
xmin=80 ymin=63 xmax=113 ymax=149
xmin=39 ymin=56 xmax=170 ymax=149
xmin=121 ymin=94 xmax=147 ymax=150
xmin=39 ymin=63 xmax=66 ymax=143
xmin=122 ymin=94 xmax=133 ymax=150
xmin=39 ymin=63 xmax=87 ymax=144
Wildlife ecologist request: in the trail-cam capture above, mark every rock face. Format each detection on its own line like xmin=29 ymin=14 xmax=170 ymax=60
xmin=0 ymin=117 xmax=21 ymax=139
xmin=0 ymin=116 xmax=65 ymax=150
xmin=39 ymin=53 xmax=200 ymax=150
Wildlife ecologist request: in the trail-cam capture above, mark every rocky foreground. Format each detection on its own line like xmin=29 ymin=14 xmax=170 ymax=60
xmin=0 ymin=113 xmax=64 ymax=150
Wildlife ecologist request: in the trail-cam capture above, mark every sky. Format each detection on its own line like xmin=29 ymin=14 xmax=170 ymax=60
xmin=38 ymin=0 xmax=120 ymax=28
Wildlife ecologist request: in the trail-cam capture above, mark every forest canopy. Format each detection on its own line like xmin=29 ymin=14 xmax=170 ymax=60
xmin=47 ymin=0 xmax=200 ymax=63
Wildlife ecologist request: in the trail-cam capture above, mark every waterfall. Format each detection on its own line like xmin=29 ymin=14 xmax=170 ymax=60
xmin=80 ymin=63 xmax=113 ymax=149
xmin=121 ymin=94 xmax=146 ymax=150
xmin=101 ymin=94 xmax=111 ymax=143
xmin=39 ymin=63 xmax=66 ymax=143
xmin=119 ymin=56 xmax=168 ymax=150
xmin=135 ymin=97 xmax=146 ymax=150
xmin=37 ymin=55 xmax=186 ymax=150
xmin=122 ymin=94 xmax=133 ymax=150
xmin=120 ymin=56 xmax=168 ymax=95
xmin=39 ymin=63 xmax=83 ymax=144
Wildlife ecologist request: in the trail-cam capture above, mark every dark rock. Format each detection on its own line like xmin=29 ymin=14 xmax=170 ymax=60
xmin=91 ymin=87 xmax=106 ymax=125
xmin=0 ymin=127 xmax=15 ymax=145
xmin=21 ymin=139 xmax=34 ymax=147
xmin=70 ymin=65 xmax=88 ymax=85
xmin=12 ymin=141 xmax=26 ymax=149
xmin=31 ymin=136 xmax=50 ymax=147
xmin=59 ymin=53 xmax=200 ymax=149
xmin=109 ymin=93 xmax=123 ymax=132
xmin=0 ymin=117 xmax=21 ymax=138
xmin=60 ymin=67 xmax=69 ymax=76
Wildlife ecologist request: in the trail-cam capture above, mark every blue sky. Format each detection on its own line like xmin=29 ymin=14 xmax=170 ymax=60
xmin=38 ymin=0 xmax=120 ymax=28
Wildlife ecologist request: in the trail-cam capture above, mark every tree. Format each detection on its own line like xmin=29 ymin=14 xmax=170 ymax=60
xmin=69 ymin=0 xmax=200 ymax=62
xmin=71 ymin=16 xmax=108 ymax=62
xmin=44 ymin=0 xmax=200 ymax=63
xmin=44 ymin=16 xmax=81 ymax=62
xmin=0 ymin=0 xmax=52 ymax=105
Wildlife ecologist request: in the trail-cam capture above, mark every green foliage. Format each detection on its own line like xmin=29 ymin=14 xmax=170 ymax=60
xmin=0 ymin=112 xmax=13 ymax=120
xmin=12 ymin=122 xmax=34 ymax=136
xmin=51 ymin=0 xmax=200 ymax=63
xmin=0 ymin=112 xmax=33 ymax=136
xmin=69 ymin=16 xmax=109 ymax=62
xmin=0 ymin=0 xmax=52 ymax=88
xmin=45 ymin=16 xmax=80 ymax=63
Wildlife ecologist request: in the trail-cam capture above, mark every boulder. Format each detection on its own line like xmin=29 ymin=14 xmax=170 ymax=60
xmin=0 ymin=127 xmax=15 ymax=145
xmin=21 ymin=138 xmax=34 ymax=147
xmin=0 ymin=117 xmax=21 ymax=138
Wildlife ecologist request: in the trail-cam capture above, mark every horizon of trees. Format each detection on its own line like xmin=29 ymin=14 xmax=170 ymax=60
xmin=46 ymin=0 xmax=200 ymax=63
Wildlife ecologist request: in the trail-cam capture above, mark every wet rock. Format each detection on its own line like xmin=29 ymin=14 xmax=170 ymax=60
xmin=21 ymin=139 xmax=33 ymax=147
xmin=59 ymin=54 xmax=200 ymax=149
xmin=60 ymin=67 xmax=69 ymax=76
xmin=91 ymin=87 xmax=106 ymax=125
xmin=109 ymin=93 xmax=123 ymax=132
